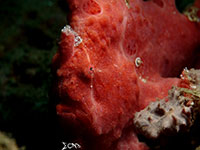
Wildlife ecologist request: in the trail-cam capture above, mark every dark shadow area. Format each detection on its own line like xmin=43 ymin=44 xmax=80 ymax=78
xmin=175 ymin=0 xmax=195 ymax=12
xmin=0 ymin=0 xmax=68 ymax=149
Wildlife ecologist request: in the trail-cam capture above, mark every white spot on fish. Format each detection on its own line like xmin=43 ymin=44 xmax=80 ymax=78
xmin=114 ymin=64 xmax=119 ymax=68
xmin=61 ymin=25 xmax=82 ymax=47
xmin=96 ymin=69 xmax=102 ymax=72
xmin=139 ymin=76 xmax=147 ymax=83
xmin=74 ymin=36 xmax=82 ymax=47
xmin=135 ymin=57 xmax=143 ymax=67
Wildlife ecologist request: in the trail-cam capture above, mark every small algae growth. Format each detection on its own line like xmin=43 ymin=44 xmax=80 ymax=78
xmin=184 ymin=5 xmax=200 ymax=22
xmin=125 ymin=0 xmax=130 ymax=8
xmin=61 ymin=25 xmax=82 ymax=47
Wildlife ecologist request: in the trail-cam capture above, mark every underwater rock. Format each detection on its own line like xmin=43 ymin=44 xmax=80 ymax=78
xmin=0 ymin=132 xmax=19 ymax=150
xmin=134 ymin=69 xmax=200 ymax=139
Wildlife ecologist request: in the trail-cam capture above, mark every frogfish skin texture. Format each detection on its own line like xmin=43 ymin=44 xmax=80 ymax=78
xmin=53 ymin=0 xmax=200 ymax=149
